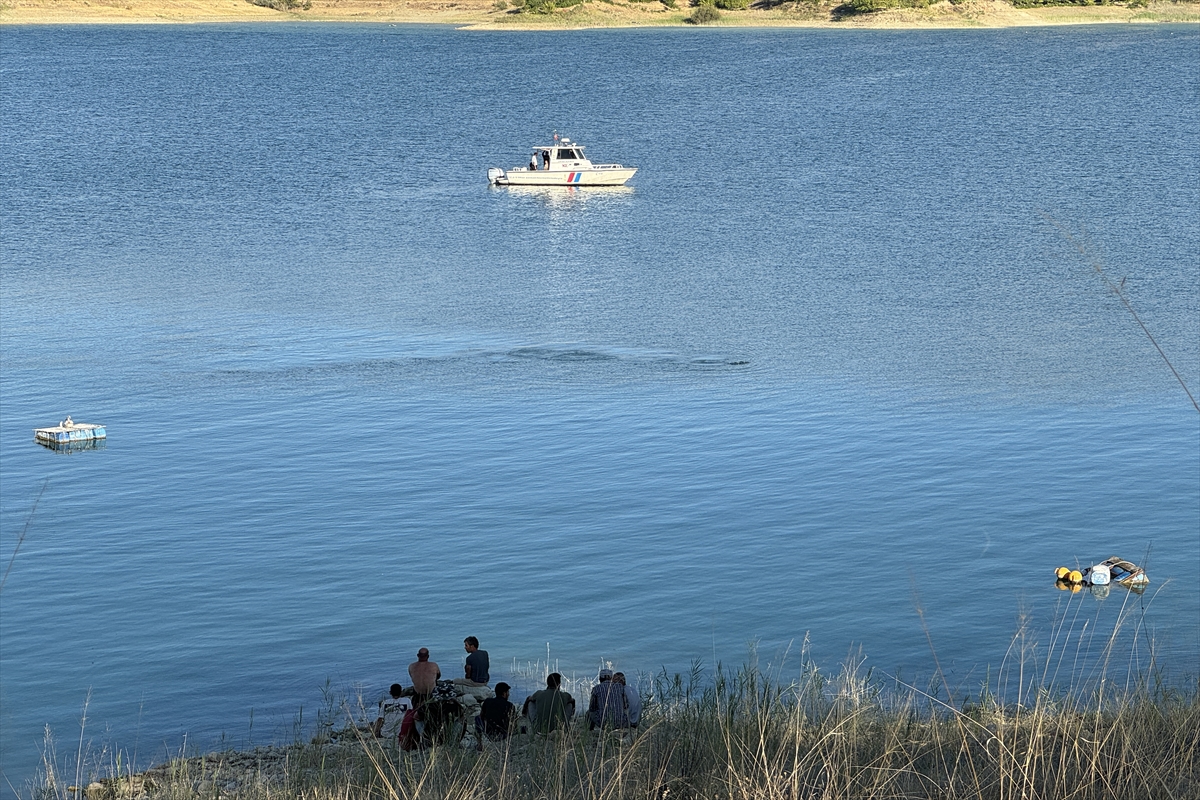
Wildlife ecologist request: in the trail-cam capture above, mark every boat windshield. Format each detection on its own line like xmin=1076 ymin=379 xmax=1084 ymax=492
xmin=557 ymin=149 xmax=580 ymax=159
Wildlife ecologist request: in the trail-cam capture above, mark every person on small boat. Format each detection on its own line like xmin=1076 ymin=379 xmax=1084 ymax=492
xmin=541 ymin=150 xmax=551 ymax=169
xmin=529 ymin=154 xmax=538 ymax=171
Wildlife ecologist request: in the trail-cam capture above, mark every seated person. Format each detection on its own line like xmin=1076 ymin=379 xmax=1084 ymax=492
xmin=454 ymin=636 xmax=490 ymax=686
xmin=522 ymin=672 xmax=575 ymax=734
xmin=475 ymin=682 xmax=518 ymax=743
xmin=372 ymin=684 xmax=412 ymax=740
xmin=614 ymin=672 xmax=642 ymax=728
xmin=588 ymin=669 xmax=628 ymax=730
xmin=408 ymin=648 xmax=441 ymax=705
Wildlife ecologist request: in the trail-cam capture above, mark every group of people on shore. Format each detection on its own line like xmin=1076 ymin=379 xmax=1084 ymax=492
xmin=372 ymin=637 xmax=642 ymax=749
xmin=524 ymin=668 xmax=642 ymax=733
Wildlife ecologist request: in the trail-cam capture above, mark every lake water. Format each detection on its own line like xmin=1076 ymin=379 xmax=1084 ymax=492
xmin=1 ymin=21 xmax=1197 ymax=793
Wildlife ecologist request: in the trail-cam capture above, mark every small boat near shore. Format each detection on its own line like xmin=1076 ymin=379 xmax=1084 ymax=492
xmin=1055 ymin=556 xmax=1149 ymax=595
xmin=488 ymin=136 xmax=636 ymax=187
xmin=34 ymin=416 xmax=107 ymax=447
xmin=1084 ymin=556 xmax=1149 ymax=588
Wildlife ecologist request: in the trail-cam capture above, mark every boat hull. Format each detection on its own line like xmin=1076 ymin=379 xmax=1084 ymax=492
xmin=493 ymin=167 xmax=636 ymax=187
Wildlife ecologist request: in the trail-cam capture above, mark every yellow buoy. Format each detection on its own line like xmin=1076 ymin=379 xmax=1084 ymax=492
xmin=1068 ymin=570 xmax=1083 ymax=584
xmin=1055 ymin=566 xmax=1070 ymax=580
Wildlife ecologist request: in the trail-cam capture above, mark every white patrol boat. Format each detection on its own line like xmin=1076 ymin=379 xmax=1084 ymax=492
xmin=488 ymin=137 xmax=636 ymax=187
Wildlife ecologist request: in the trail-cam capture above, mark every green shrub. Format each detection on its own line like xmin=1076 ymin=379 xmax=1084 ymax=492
xmin=840 ymin=0 xmax=894 ymax=11
xmin=492 ymin=0 xmax=507 ymax=9
xmin=521 ymin=0 xmax=555 ymax=12
xmin=248 ymin=0 xmax=311 ymax=10
xmin=838 ymin=0 xmax=933 ymax=12
xmin=1009 ymin=0 xmax=1139 ymax=5
xmin=715 ymin=0 xmax=749 ymax=8
xmin=686 ymin=2 xmax=722 ymax=19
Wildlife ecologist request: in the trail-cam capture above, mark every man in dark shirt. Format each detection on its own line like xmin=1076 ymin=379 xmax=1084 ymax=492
xmin=462 ymin=636 xmax=490 ymax=686
xmin=475 ymin=682 xmax=517 ymax=747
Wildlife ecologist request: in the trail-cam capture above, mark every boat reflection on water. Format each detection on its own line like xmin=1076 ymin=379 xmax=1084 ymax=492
xmin=35 ymin=437 xmax=107 ymax=454
xmin=1055 ymin=579 xmax=1145 ymax=598
xmin=492 ymin=184 xmax=634 ymax=210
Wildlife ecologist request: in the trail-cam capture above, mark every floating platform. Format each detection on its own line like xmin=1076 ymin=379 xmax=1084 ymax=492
xmin=34 ymin=417 xmax=106 ymax=446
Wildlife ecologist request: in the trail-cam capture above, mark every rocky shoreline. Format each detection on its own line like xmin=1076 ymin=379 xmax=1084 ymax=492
xmin=76 ymin=742 xmax=347 ymax=800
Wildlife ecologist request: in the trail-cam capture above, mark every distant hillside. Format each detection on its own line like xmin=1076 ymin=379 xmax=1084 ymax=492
xmin=1 ymin=0 xmax=1197 ymax=28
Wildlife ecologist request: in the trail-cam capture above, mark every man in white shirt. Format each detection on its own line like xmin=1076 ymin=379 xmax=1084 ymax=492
xmin=372 ymin=683 xmax=412 ymax=740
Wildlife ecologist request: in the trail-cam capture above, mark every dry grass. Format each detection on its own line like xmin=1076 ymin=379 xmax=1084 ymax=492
xmin=33 ymin=647 xmax=1200 ymax=799
xmin=48 ymin=675 xmax=1200 ymax=799
xmin=25 ymin=591 xmax=1198 ymax=799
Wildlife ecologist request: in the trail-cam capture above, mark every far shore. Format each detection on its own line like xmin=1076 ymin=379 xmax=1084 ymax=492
xmin=2 ymin=0 xmax=1198 ymax=29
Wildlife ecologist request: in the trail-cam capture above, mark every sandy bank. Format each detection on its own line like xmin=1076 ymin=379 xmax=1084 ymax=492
xmin=1 ymin=0 xmax=1198 ymax=28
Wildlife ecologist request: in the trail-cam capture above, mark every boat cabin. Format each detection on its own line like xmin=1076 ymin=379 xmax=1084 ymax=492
xmin=529 ymin=139 xmax=592 ymax=171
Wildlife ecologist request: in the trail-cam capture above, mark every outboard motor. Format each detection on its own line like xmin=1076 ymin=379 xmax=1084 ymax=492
xmin=487 ymin=167 xmax=504 ymax=185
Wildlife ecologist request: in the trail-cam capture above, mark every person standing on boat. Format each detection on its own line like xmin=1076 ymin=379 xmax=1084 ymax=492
xmin=408 ymin=648 xmax=440 ymax=706
xmin=541 ymin=150 xmax=551 ymax=170
xmin=529 ymin=153 xmax=538 ymax=171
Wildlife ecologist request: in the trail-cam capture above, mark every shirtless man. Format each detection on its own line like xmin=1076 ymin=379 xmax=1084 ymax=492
xmin=408 ymin=647 xmax=441 ymax=706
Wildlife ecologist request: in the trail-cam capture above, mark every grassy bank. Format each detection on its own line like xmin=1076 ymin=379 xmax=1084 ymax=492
xmin=1 ymin=0 xmax=1198 ymax=26
xmin=35 ymin=657 xmax=1200 ymax=799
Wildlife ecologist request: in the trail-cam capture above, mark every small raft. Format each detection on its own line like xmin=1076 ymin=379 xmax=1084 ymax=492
xmin=34 ymin=416 xmax=107 ymax=446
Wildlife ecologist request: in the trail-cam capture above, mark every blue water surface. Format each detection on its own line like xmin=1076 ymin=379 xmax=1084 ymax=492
xmin=1 ymin=22 xmax=1198 ymax=793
